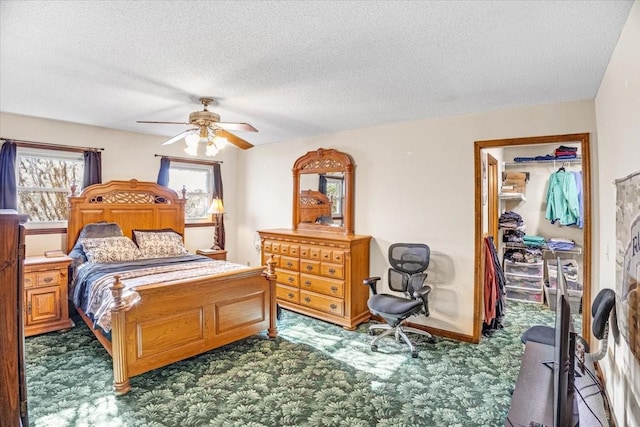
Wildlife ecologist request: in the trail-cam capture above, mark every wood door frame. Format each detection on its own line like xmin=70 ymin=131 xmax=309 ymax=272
xmin=473 ymin=133 xmax=592 ymax=344
xmin=487 ymin=154 xmax=499 ymax=244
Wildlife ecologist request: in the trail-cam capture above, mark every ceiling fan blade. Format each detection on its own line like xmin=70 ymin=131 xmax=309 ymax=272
xmin=214 ymin=129 xmax=254 ymax=150
xmin=213 ymin=122 xmax=258 ymax=132
xmin=137 ymin=120 xmax=191 ymax=125
xmin=161 ymin=128 xmax=198 ymax=146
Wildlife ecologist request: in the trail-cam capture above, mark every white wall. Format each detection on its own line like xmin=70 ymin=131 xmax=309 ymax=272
xmin=237 ymin=99 xmax=597 ymax=336
xmin=594 ymin=1 xmax=640 ymax=425
xmin=0 ymin=112 xmax=240 ymax=259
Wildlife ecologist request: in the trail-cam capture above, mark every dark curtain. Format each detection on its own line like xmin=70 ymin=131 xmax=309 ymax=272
xmin=318 ymin=174 xmax=327 ymax=193
xmin=212 ymin=163 xmax=225 ymax=250
xmin=157 ymin=157 xmax=171 ymax=186
xmin=0 ymin=141 xmax=17 ymax=209
xmin=82 ymin=150 xmax=102 ymax=188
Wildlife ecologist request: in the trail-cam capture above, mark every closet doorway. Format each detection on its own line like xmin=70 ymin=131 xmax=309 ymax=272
xmin=473 ymin=133 xmax=592 ymax=344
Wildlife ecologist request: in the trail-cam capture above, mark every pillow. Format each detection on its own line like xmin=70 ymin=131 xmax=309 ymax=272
xmin=131 ymin=228 xmax=182 ymax=246
xmin=81 ymin=236 xmax=142 ymax=263
xmin=133 ymin=230 xmax=189 ymax=259
xmin=69 ymin=222 xmax=124 ymax=267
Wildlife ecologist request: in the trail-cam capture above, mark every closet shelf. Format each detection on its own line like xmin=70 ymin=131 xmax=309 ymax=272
xmin=503 ymin=157 xmax=582 ymax=168
xmin=499 ymin=193 xmax=526 ymax=202
xmin=503 ymin=242 xmax=583 ymax=255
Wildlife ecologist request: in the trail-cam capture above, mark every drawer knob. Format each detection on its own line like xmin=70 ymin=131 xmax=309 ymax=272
xmin=304 ymin=280 xmax=311 ymax=286
xmin=288 ymin=293 xmax=294 ymax=298
xmin=328 ymin=268 xmax=336 ymax=274
xmin=330 ymin=286 xmax=338 ymax=293
xmin=286 ymin=262 xmax=293 ymax=267
xmin=44 ymin=276 xmax=53 ymax=283
xmin=306 ymin=265 xmax=313 ymax=271
xmin=288 ymin=277 xmax=294 ymax=282
xmin=330 ymin=304 xmax=337 ymax=310
xmin=304 ymin=297 xmax=311 ymax=303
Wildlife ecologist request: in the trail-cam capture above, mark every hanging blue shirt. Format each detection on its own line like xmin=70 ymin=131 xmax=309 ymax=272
xmin=545 ymin=170 xmax=580 ymax=226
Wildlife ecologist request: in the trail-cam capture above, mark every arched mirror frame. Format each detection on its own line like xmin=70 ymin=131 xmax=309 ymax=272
xmin=474 ymin=133 xmax=592 ymax=345
xmin=292 ymin=148 xmax=355 ymax=234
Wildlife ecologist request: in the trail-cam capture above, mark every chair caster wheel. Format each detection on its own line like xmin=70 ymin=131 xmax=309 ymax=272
xmin=411 ymin=351 xmax=419 ymax=358
xmin=368 ymin=329 xmax=375 ymax=336
xmin=371 ymin=345 xmax=378 ymax=352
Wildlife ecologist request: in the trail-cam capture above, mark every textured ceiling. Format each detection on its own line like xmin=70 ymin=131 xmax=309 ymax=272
xmin=0 ymin=1 xmax=634 ymax=146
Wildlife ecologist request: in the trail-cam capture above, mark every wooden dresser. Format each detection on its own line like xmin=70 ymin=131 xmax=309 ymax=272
xmin=23 ymin=256 xmax=74 ymax=337
xmin=0 ymin=210 xmax=29 ymax=426
xmin=259 ymin=229 xmax=371 ymax=330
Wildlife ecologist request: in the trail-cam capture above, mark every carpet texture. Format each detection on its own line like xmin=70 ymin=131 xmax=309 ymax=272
xmin=25 ymin=301 xmax=561 ymax=427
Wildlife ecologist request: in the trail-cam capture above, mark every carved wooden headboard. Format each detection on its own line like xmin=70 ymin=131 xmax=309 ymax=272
xmin=299 ymin=189 xmax=332 ymax=223
xmin=67 ymin=179 xmax=186 ymax=252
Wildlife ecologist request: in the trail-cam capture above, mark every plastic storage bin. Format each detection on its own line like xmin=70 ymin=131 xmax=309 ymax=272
xmin=504 ymin=259 xmax=544 ymax=277
xmin=504 ymin=272 xmax=544 ymax=290
xmin=544 ymin=285 xmax=582 ymax=313
xmin=547 ymin=259 xmax=581 ymax=291
xmin=506 ymin=286 xmax=543 ymax=304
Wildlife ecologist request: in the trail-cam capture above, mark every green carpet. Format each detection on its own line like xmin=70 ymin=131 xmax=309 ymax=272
xmin=25 ymin=301 xmax=560 ymax=427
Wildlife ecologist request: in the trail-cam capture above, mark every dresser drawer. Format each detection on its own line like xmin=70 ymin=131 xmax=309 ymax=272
xmin=300 ymin=290 xmax=344 ymax=316
xmin=300 ymin=245 xmax=322 ymax=260
xmin=280 ymin=256 xmax=300 ymax=271
xmin=276 ymin=269 xmax=299 ymax=287
xmin=319 ymin=249 xmax=345 ymax=264
xmin=24 ymin=273 xmax=36 ymax=289
xmin=263 ymin=241 xmax=272 ymax=252
xmin=34 ymin=270 xmax=61 ymax=287
xmin=300 ymin=273 xmax=344 ymax=298
xmin=276 ymin=284 xmax=299 ymax=303
xmin=321 ymin=262 xmax=344 ymax=280
xmin=288 ymin=244 xmax=300 ymax=256
xmin=300 ymin=260 xmax=321 ymax=275
xmin=264 ymin=253 xmax=281 ymax=267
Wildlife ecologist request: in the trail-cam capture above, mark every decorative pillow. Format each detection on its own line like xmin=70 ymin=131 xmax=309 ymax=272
xmin=133 ymin=230 xmax=189 ymax=259
xmin=69 ymin=222 xmax=124 ymax=267
xmin=131 ymin=228 xmax=182 ymax=246
xmin=81 ymin=236 xmax=142 ymax=263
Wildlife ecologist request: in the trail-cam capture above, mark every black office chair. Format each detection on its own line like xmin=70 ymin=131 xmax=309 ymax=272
xmin=521 ymin=288 xmax=616 ymax=361
xmin=363 ymin=243 xmax=436 ymax=358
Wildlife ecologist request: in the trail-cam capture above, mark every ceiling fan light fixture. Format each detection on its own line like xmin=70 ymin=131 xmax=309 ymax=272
xmin=185 ymin=133 xmax=200 ymax=146
xmin=184 ymin=143 xmax=198 ymax=156
xmin=206 ymin=143 xmax=219 ymax=157
xmin=212 ymin=135 xmax=228 ymax=149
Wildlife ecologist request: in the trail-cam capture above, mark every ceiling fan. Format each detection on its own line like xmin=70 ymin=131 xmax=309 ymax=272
xmin=137 ymin=97 xmax=257 ymax=156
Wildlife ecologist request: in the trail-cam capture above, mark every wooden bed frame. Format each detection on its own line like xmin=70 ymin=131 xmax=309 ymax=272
xmin=67 ymin=179 xmax=277 ymax=395
xmin=299 ymin=189 xmax=332 ymax=223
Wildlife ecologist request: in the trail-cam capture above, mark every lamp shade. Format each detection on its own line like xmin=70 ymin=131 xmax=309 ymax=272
xmin=207 ymin=198 xmax=224 ymax=215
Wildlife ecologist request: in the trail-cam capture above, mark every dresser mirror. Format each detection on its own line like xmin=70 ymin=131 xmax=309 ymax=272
xmin=292 ymin=148 xmax=354 ymax=234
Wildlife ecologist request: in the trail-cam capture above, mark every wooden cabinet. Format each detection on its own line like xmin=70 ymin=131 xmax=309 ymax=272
xmin=0 ymin=210 xmax=29 ymax=426
xmin=259 ymin=228 xmax=371 ymax=330
xmin=195 ymin=249 xmax=227 ymax=261
xmin=23 ymin=256 xmax=74 ymax=337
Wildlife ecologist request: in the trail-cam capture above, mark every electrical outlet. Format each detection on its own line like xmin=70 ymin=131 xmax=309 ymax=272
xmin=247 ymin=261 xmax=251 ymax=266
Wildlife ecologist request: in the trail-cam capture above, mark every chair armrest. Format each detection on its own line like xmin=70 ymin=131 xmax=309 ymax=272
xmin=363 ymin=276 xmax=381 ymax=295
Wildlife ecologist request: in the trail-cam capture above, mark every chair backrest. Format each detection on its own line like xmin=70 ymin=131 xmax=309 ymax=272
xmin=591 ymin=288 xmax=616 ymax=340
xmin=387 ymin=243 xmax=430 ymax=293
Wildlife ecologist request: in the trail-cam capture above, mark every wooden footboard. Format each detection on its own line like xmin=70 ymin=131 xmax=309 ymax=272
xmin=104 ymin=258 xmax=277 ymax=395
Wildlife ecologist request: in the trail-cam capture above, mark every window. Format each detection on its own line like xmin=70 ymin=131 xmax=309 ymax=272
xmin=168 ymin=162 xmax=213 ymax=221
xmin=17 ymin=149 xmax=84 ymax=223
xmin=325 ymin=176 xmax=344 ymax=218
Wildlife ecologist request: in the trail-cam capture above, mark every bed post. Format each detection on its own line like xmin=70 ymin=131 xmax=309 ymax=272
xmin=264 ymin=255 xmax=278 ymax=338
xmin=110 ymin=275 xmax=131 ymax=395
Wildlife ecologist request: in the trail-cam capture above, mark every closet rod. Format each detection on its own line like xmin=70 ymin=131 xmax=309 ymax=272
xmin=1 ymin=137 xmax=104 ymax=153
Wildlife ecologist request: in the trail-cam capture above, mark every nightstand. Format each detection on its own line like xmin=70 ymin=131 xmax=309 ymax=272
xmin=196 ymin=249 xmax=227 ymax=261
xmin=23 ymin=255 xmax=75 ymax=337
